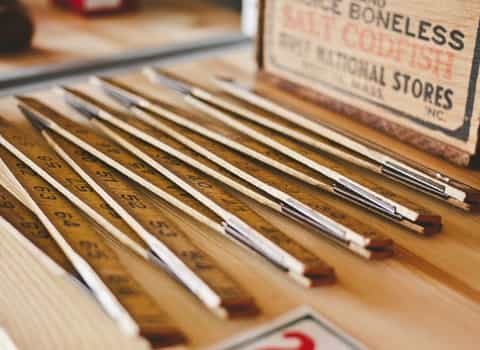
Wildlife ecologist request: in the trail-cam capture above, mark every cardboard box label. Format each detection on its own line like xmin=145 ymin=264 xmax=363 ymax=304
xmin=263 ymin=0 xmax=480 ymax=154
xmin=207 ymin=306 xmax=366 ymax=350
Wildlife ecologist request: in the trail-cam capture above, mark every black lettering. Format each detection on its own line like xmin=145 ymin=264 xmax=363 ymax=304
xmin=402 ymin=74 xmax=411 ymax=94
xmin=443 ymin=89 xmax=454 ymax=110
xmin=404 ymin=17 xmax=416 ymax=38
xmin=363 ymin=7 xmax=376 ymax=24
xmin=417 ymin=21 xmax=432 ymax=42
xmin=392 ymin=71 xmax=402 ymax=91
xmin=391 ymin=14 xmax=403 ymax=33
xmin=449 ymin=30 xmax=465 ymax=51
xmin=423 ymin=82 xmax=434 ymax=104
xmin=376 ymin=9 xmax=390 ymax=29
xmin=432 ymin=25 xmax=447 ymax=46
xmin=434 ymin=85 xmax=444 ymax=108
xmin=411 ymin=79 xmax=423 ymax=98
xmin=332 ymin=0 xmax=342 ymax=16
xmin=348 ymin=3 xmax=361 ymax=20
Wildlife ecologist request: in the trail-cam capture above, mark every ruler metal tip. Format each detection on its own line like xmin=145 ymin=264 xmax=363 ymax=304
xmin=58 ymin=87 xmax=111 ymax=122
xmin=18 ymin=101 xmax=52 ymax=131
xmin=212 ymin=75 xmax=250 ymax=92
xmin=146 ymin=71 xmax=192 ymax=96
xmin=212 ymin=75 xmax=234 ymax=84
xmin=92 ymin=78 xmax=140 ymax=108
xmin=280 ymin=199 xmax=347 ymax=244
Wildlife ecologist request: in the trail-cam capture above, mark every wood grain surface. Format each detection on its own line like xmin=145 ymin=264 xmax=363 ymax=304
xmin=0 ymin=0 xmax=240 ymax=74
xmin=0 ymin=49 xmax=479 ymax=349
xmin=0 ymin=212 xmax=150 ymax=350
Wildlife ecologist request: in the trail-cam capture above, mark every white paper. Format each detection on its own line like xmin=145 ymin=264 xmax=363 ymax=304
xmin=207 ymin=306 xmax=367 ymax=350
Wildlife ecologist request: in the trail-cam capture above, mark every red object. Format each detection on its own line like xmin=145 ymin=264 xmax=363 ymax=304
xmin=51 ymin=0 xmax=137 ymax=15
xmin=258 ymin=332 xmax=315 ymax=350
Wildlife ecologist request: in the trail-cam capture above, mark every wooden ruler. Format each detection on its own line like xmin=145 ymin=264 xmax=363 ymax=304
xmin=140 ymin=72 xmax=442 ymax=233
xmin=43 ymin=128 xmax=258 ymax=319
xmin=0 ymin=117 xmax=151 ymax=260
xmin=104 ymin=76 xmax=439 ymax=235
xmin=0 ymin=124 xmax=184 ymax=347
xmin=18 ymin=97 xmax=335 ymax=287
xmin=129 ymin=105 xmax=440 ymax=235
xmin=207 ymin=74 xmax=480 ymax=211
xmin=16 ymin=99 xmax=259 ymax=319
xmin=0 ymin=183 xmax=77 ymax=279
xmin=57 ymin=87 xmax=393 ymax=259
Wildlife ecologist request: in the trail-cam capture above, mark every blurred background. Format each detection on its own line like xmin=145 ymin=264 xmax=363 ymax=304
xmin=0 ymin=0 xmax=257 ymax=91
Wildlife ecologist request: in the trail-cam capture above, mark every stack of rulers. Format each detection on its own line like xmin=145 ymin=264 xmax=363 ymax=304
xmin=1 ymin=52 xmax=480 ymax=350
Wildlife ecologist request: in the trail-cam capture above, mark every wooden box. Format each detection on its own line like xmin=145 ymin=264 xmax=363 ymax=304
xmin=256 ymin=0 xmax=480 ymax=166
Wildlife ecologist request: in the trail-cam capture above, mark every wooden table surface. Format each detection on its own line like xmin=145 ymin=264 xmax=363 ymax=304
xmin=0 ymin=0 xmax=240 ymax=74
xmin=1 ymin=49 xmax=479 ymax=349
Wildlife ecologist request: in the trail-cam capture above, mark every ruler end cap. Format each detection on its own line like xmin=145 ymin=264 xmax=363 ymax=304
xmin=140 ymin=326 xmax=187 ymax=348
xmin=213 ymin=302 xmax=260 ymax=320
xmin=290 ymin=269 xmax=336 ymax=288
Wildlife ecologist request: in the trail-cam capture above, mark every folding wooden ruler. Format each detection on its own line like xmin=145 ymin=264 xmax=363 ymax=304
xmin=54 ymin=87 xmax=393 ymax=259
xmin=100 ymin=75 xmax=440 ymax=235
xmin=207 ymin=73 xmax=480 ymax=211
xmin=17 ymin=97 xmax=335 ymax=287
xmin=3 ymin=106 xmax=259 ymax=320
xmin=0 ymin=121 xmax=184 ymax=347
xmin=0 ymin=183 xmax=78 ymax=281
xmin=141 ymin=72 xmax=442 ymax=234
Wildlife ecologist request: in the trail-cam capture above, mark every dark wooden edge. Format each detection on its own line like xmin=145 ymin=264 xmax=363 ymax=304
xmin=255 ymin=0 xmax=266 ymax=70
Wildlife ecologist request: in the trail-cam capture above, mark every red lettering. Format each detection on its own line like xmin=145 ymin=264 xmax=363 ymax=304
xmin=282 ymin=5 xmax=336 ymax=42
xmin=342 ymin=23 xmax=358 ymax=48
xmin=258 ymin=331 xmax=315 ymax=350
xmin=283 ymin=5 xmax=304 ymax=31
xmin=359 ymin=28 xmax=376 ymax=52
xmin=322 ymin=16 xmax=336 ymax=42
xmin=415 ymin=46 xmax=433 ymax=72
xmin=392 ymin=38 xmax=410 ymax=63
xmin=340 ymin=22 xmax=456 ymax=80
xmin=375 ymin=32 xmax=395 ymax=58
xmin=432 ymin=49 xmax=454 ymax=80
